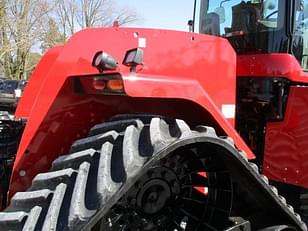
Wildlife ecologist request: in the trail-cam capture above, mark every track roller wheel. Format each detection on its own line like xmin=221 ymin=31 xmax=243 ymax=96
xmin=102 ymin=143 xmax=233 ymax=230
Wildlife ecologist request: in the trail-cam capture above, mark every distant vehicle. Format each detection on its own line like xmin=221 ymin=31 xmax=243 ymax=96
xmin=0 ymin=79 xmax=5 ymax=89
xmin=0 ymin=80 xmax=27 ymax=109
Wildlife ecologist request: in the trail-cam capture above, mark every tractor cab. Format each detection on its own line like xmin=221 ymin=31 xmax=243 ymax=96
xmin=194 ymin=0 xmax=308 ymax=70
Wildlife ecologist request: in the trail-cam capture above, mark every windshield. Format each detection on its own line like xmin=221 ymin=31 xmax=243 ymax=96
xmin=200 ymin=0 xmax=280 ymax=36
xmin=293 ymin=0 xmax=308 ymax=71
xmin=197 ymin=0 xmax=289 ymax=53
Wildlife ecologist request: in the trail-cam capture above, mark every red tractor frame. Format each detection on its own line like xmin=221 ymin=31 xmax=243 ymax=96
xmin=1 ymin=0 xmax=308 ymax=230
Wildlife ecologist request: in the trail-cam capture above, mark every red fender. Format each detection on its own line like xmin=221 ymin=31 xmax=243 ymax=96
xmin=10 ymin=28 xmax=253 ymax=197
xmin=16 ymin=46 xmax=64 ymax=118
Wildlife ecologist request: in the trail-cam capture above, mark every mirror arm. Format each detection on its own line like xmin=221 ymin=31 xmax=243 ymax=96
xmin=220 ymin=0 xmax=231 ymax=7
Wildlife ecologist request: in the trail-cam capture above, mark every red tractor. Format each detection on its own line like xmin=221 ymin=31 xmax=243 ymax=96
xmin=0 ymin=0 xmax=308 ymax=230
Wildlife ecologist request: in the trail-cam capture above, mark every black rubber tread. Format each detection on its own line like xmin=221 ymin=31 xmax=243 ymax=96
xmin=10 ymin=189 xmax=52 ymax=210
xmin=300 ymin=192 xmax=308 ymax=218
xmin=107 ymin=113 xmax=185 ymax=138
xmin=0 ymin=116 xmax=306 ymax=231
xmin=89 ymin=119 xmax=143 ymax=136
xmin=31 ymin=168 xmax=75 ymax=190
xmin=42 ymin=183 xmax=67 ymax=230
xmin=70 ymin=131 xmax=118 ymax=153
xmin=107 ymin=113 xmax=171 ymax=124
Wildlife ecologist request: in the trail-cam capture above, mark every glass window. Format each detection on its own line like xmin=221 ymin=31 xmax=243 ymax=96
xmin=195 ymin=0 xmax=289 ymax=54
xmin=293 ymin=0 xmax=308 ymax=71
xmin=198 ymin=0 xmax=281 ymax=36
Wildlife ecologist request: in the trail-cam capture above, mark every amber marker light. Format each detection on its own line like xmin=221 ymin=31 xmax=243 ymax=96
xmin=106 ymin=79 xmax=124 ymax=91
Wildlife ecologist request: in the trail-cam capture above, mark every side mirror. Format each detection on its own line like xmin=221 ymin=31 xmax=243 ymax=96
xmin=187 ymin=19 xmax=194 ymax=32
xmin=214 ymin=7 xmax=226 ymax=24
xmin=264 ymin=0 xmax=276 ymax=10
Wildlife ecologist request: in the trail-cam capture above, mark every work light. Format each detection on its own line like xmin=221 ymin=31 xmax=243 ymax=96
xmin=92 ymin=51 xmax=118 ymax=73
xmin=123 ymin=48 xmax=144 ymax=71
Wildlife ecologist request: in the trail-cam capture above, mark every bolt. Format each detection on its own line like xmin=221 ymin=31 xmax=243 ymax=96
xmin=148 ymin=192 xmax=158 ymax=201
xmin=19 ymin=170 xmax=26 ymax=177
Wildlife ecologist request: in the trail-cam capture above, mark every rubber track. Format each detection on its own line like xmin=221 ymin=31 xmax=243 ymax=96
xmin=300 ymin=192 xmax=308 ymax=218
xmin=0 ymin=117 xmax=306 ymax=231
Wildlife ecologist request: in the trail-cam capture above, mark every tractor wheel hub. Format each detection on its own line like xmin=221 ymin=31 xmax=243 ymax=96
xmin=137 ymin=179 xmax=171 ymax=215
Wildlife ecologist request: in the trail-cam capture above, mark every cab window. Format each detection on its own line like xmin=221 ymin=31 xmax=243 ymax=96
xmin=294 ymin=0 xmax=308 ymax=71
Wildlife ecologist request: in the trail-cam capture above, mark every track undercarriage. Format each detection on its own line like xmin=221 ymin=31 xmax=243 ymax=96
xmin=0 ymin=115 xmax=306 ymax=230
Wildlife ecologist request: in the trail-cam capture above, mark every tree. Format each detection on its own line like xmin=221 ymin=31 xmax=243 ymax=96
xmin=0 ymin=0 xmax=8 ymax=78
xmin=0 ymin=0 xmax=51 ymax=79
xmin=41 ymin=17 xmax=65 ymax=53
xmin=25 ymin=52 xmax=41 ymax=76
xmin=42 ymin=0 xmax=139 ymax=59
xmin=76 ymin=0 xmax=138 ymax=28
xmin=54 ymin=0 xmax=139 ymax=38
xmin=0 ymin=0 xmax=139 ymax=80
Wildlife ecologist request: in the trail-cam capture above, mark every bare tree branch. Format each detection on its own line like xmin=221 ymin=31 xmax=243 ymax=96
xmin=0 ymin=0 xmax=52 ymax=79
xmin=55 ymin=0 xmax=139 ymax=36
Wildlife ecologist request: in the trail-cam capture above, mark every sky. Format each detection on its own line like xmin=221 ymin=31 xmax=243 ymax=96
xmin=117 ymin=1 xmax=194 ymax=31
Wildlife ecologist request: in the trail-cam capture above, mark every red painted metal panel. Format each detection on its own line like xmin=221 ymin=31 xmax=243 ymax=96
xmin=10 ymin=28 xmax=253 ymax=197
xmin=15 ymin=46 xmax=63 ymax=118
xmin=122 ymin=74 xmax=247 ymax=154
xmin=237 ymin=53 xmax=308 ymax=188
xmin=264 ymin=86 xmax=308 ymax=187
xmin=237 ymin=53 xmax=308 ymax=82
